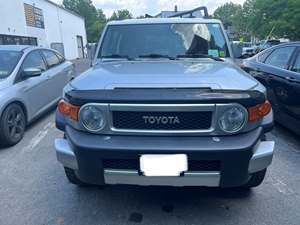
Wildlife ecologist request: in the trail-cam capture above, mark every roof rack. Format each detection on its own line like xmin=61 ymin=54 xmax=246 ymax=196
xmin=168 ymin=6 xmax=209 ymax=18
xmin=145 ymin=14 xmax=154 ymax=18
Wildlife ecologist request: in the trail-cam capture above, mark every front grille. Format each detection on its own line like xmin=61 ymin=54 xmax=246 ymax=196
xmin=103 ymin=159 xmax=221 ymax=171
xmin=112 ymin=111 xmax=212 ymax=130
xmin=103 ymin=159 xmax=139 ymax=170
xmin=189 ymin=160 xmax=221 ymax=171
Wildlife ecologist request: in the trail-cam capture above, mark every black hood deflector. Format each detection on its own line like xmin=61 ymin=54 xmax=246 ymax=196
xmin=65 ymin=88 xmax=265 ymax=107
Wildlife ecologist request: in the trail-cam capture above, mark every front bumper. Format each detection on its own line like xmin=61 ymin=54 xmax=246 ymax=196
xmin=55 ymin=126 xmax=274 ymax=187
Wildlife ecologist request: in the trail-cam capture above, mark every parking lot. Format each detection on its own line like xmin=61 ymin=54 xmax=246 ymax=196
xmin=0 ymin=60 xmax=299 ymax=225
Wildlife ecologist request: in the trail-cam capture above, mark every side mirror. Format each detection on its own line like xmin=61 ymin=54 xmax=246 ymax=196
xmin=22 ymin=68 xmax=42 ymax=78
xmin=231 ymin=42 xmax=243 ymax=59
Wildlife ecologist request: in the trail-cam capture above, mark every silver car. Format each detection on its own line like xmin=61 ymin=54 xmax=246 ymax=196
xmin=0 ymin=45 xmax=74 ymax=146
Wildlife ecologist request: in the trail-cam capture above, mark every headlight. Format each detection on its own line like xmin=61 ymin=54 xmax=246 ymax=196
xmin=219 ymin=106 xmax=248 ymax=133
xmin=80 ymin=105 xmax=105 ymax=132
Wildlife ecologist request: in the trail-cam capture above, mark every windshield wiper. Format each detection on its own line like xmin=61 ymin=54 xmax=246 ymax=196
xmin=176 ymin=53 xmax=224 ymax=62
xmin=101 ymin=54 xmax=134 ymax=61
xmin=138 ymin=54 xmax=175 ymax=60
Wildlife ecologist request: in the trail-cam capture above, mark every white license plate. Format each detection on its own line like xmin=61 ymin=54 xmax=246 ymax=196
xmin=140 ymin=154 xmax=188 ymax=177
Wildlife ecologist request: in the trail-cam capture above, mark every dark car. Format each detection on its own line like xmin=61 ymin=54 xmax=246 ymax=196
xmin=242 ymin=42 xmax=300 ymax=135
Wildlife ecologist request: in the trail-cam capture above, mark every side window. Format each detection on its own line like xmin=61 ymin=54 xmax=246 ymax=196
xmin=264 ymin=47 xmax=295 ymax=69
xmin=42 ymin=50 xmax=60 ymax=68
xmin=291 ymin=52 xmax=300 ymax=73
xmin=257 ymin=51 xmax=270 ymax=62
xmin=22 ymin=51 xmax=46 ymax=72
xmin=56 ymin=53 xmax=65 ymax=63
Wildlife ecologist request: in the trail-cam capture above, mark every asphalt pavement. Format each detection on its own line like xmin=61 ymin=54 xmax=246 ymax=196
xmin=1 ymin=60 xmax=300 ymax=225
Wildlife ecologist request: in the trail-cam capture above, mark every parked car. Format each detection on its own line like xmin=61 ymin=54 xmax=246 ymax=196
xmin=242 ymin=42 xmax=256 ymax=57
xmin=0 ymin=45 xmax=74 ymax=146
xmin=255 ymin=40 xmax=281 ymax=53
xmin=55 ymin=15 xmax=274 ymax=189
xmin=242 ymin=42 xmax=300 ymax=135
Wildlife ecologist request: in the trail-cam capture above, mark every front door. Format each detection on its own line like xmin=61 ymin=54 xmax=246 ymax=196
xmin=260 ymin=46 xmax=296 ymax=114
xmin=76 ymin=35 xmax=84 ymax=58
xmin=18 ymin=50 xmax=50 ymax=117
xmin=41 ymin=49 xmax=70 ymax=102
xmin=286 ymin=49 xmax=300 ymax=120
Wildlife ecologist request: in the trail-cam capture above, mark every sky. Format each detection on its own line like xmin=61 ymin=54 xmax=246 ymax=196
xmin=52 ymin=0 xmax=246 ymax=17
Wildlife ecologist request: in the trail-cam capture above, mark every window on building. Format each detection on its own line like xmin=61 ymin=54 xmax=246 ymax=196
xmin=265 ymin=47 xmax=296 ymax=69
xmin=0 ymin=35 xmax=37 ymax=46
xmin=42 ymin=50 xmax=60 ymax=68
xmin=22 ymin=51 xmax=47 ymax=72
xmin=24 ymin=3 xmax=45 ymax=29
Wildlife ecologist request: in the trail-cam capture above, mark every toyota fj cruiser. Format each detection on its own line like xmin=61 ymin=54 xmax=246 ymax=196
xmin=55 ymin=9 xmax=275 ymax=189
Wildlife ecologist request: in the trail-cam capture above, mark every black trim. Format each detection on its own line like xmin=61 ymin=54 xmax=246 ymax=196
xmin=65 ymin=89 xmax=266 ymax=107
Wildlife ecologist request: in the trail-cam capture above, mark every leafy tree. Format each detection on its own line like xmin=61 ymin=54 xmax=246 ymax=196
xmin=214 ymin=0 xmax=300 ymax=41
xmin=110 ymin=9 xmax=133 ymax=21
xmin=213 ymin=3 xmax=242 ymax=28
xmin=97 ymin=9 xmax=107 ymax=23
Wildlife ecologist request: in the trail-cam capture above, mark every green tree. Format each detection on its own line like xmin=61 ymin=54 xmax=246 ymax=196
xmin=213 ymin=3 xmax=242 ymax=28
xmin=245 ymin=0 xmax=300 ymax=40
xmin=214 ymin=0 xmax=300 ymax=41
xmin=110 ymin=9 xmax=133 ymax=21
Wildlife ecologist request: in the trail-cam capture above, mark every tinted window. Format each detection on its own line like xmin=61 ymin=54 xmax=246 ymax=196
xmin=100 ymin=23 xmax=230 ymax=59
xmin=257 ymin=50 xmax=270 ymax=62
xmin=292 ymin=53 xmax=300 ymax=73
xmin=22 ymin=51 xmax=46 ymax=72
xmin=265 ymin=47 xmax=295 ymax=69
xmin=56 ymin=53 xmax=65 ymax=63
xmin=42 ymin=50 xmax=60 ymax=68
xmin=0 ymin=50 xmax=22 ymax=78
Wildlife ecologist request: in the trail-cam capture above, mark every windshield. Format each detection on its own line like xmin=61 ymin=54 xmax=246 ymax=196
xmin=0 ymin=50 xmax=22 ymax=79
xmin=99 ymin=23 xmax=230 ymax=59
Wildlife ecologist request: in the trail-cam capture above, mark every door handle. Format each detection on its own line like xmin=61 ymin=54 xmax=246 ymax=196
xmin=285 ymin=77 xmax=296 ymax=82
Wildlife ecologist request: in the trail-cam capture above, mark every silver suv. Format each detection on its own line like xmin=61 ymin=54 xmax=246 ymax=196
xmin=55 ymin=17 xmax=275 ymax=189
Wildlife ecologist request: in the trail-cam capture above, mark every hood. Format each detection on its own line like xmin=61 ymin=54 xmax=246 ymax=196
xmin=70 ymin=60 xmax=259 ymax=91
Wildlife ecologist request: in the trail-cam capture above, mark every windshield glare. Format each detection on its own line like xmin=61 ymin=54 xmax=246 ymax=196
xmin=99 ymin=23 xmax=229 ymax=59
xmin=0 ymin=50 xmax=22 ymax=79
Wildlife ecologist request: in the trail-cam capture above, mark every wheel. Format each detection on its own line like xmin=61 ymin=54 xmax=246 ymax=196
xmin=243 ymin=169 xmax=267 ymax=188
xmin=64 ymin=167 xmax=88 ymax=186
xmin=0 ymin=103 xmax=26 ymax=147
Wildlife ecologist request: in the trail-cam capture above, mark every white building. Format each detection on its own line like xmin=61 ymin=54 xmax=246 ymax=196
xmin=0 ymin=0 xmax=87 ymax=60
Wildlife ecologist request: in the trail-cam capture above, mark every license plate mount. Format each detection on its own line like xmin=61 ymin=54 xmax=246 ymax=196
xmin=140 ymin=154 xmax=188 ymax=177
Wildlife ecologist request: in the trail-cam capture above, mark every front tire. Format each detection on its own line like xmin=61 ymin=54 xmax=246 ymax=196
xmin=243 ymin=169 xmax=267 ymax=188
xmin=0 ymin=104 xmax=26 ymax=147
